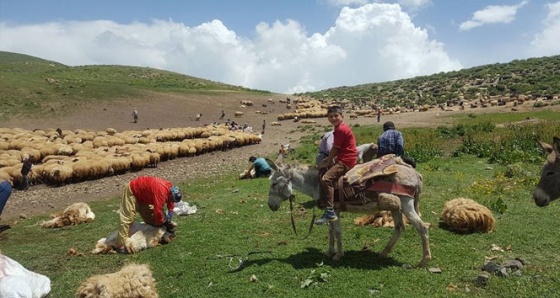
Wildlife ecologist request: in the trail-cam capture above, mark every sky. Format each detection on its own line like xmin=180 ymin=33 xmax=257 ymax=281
xmin=0 ymin=0 xmax=558 ymax=94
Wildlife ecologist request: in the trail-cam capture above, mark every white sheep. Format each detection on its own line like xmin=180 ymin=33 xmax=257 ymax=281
xmin=75 ymin=263 xmax=158 ymax=298
xmin=92 ymin=222 xmax=174 ymax=254
xmin=40 ymin=202 xmax=95 ymax=228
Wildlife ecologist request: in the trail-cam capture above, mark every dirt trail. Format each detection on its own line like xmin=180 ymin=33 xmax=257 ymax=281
xmin=0 ymin=93 xmax=551 ymax=222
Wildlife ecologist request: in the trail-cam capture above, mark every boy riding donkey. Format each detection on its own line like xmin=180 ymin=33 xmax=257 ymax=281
xmin=316 ymin=106 xmax=358 ymax=224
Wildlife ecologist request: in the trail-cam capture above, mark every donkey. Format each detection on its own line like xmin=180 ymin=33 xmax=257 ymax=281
xmin=533 ymin=137 xmax=560 ymax=207
xmin=267 ymin=157 xmax=431 ymax=267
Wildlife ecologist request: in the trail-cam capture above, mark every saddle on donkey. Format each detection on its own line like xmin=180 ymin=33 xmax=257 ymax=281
xmin=328 ymin=154 xmax=417 ymax=210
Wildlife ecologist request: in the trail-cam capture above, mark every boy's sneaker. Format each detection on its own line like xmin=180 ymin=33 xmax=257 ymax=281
xmin=314 ymin=209 xmax=338 ymax=225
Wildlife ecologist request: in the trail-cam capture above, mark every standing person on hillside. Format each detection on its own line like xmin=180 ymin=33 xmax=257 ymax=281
xmin=261 ymin=120 xmax=266 ymax=134
xmin=132 ymin=108 xmax=138 ymax=123
xmin=220 ymin=110 xmax=225 ymax=120
xmin=316 ymin=106 xmax=358 ymax=225
xmin=377 ymin=109 xmax=382 ymax=123
xmin=115 ymin=176 xmax=183 ymax=253
xmin=0 ymin=179 xmax=13 ymax=232
xmin=20 ymin=154 xmax=32 ymax=190
xmin=377 ymin=121 xmax=404 ymax=158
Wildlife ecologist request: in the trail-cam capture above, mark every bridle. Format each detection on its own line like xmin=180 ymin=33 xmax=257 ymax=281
xmin=277 ymin=173 xmax=316 ymax=240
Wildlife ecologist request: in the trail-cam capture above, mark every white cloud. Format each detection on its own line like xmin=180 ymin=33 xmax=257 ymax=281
xmin=0 ymin=3 xmax=460 ymax=93
xmin=459 ymin=1 xmax=528 ymax=31
xmin=398 ymin=0 xmax=431 ymax=10
xmin=530 ymin=1 xmax=560 ymax=56
xmin=326 ymin=0 xmax=369 ymax=6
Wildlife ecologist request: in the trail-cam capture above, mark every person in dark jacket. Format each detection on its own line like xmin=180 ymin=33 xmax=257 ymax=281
xmin=0 ymin=179 xmax=13 ymax=232
xmin=377 ymin=121 xmax=416 ymax=167
xmin=377 ymin=121 xmax=404 ymax=158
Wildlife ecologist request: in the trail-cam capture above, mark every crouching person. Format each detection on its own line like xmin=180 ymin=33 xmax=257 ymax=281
xmin=115 ymin=176 xmax=182 ymax=253
xmin=246 ymin=156 xmax=272 ymax=178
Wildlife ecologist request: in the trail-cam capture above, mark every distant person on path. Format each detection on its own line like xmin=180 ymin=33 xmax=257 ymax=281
xmin=261 ymin=120 xmax=266 ymax=134
xmin=220 ymin=110 xmax=225 ymax=120
xmin=20 ymin=154 xmax=32 ymax=190
xmin=0 ymin=179 xmax=13 ymax=232
xmin=377 ymin=109 xmax=382 ymax=123
xmin=316 ymin=106 xmax=357 ymax=225
xmin=133 ymin=109 xmax=138 ymax=123
xmin=115 ymin=176 xmax=183 ymax=253
xmin=377 ymin=121 xmax=404 ymax=158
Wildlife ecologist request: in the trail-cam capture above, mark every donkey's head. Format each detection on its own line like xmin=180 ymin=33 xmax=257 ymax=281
xmin=533 ymin=137 xmax=560 ymax=207
xmin=267 ymin=156 xmax=293 ymax=211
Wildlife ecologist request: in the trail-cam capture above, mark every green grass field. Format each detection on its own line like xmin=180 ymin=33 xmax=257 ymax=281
xmin=2 ymin=111 xmax=559 ymax=297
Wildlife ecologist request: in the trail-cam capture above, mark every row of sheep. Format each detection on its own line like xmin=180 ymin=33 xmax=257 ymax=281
xmin=0 ymin=126 xmax=261 ymax=186
xmin=275 ymin=97 xmax=420 ymax=121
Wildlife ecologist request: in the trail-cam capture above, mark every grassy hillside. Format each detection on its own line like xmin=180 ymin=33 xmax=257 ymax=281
xmin=0 ymin=51 xmax=268 ymax=119
xmin=300 ymin=55 xmax=560 ymax=108
xmin=3 ymin=51 xmax=559 ymax=120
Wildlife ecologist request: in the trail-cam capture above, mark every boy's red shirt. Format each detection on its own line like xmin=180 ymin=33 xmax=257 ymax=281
xmin=333 ymin=121 xmax=358 ymax=168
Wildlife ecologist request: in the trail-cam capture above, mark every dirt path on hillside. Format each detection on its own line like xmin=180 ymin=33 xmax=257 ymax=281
xmin=0 ymin=93 xmax=554 ymax=222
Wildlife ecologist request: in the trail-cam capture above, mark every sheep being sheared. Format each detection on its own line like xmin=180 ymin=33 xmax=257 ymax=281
xmin=40 ymin=202 xmax=95 ymax=228
xmin=441 ymin=197 xmax=496 ymax=234
xmin=92 ymin=222 xmax=175 ymax=254
xmin=75 ymin=263 xmax=158 ymax=298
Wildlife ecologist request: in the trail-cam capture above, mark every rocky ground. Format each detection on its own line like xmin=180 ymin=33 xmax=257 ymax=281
xmin=0 ymin=92 xmax=553 ymax=222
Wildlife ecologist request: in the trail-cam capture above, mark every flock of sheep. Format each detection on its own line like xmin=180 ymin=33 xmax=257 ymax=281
xmin=0 ymin=126 xmax=262 ymax=187
xmin=272 ymin=95 xmax=535 ymax=122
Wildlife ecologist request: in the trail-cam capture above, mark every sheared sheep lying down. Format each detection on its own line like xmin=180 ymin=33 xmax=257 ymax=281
xmin=75 ymin=263 xmax=158 ymax=298
xmin=441 ymin=197 xmax=496 ymax=234
xmin=353 ymin=211 xmax=410 ymax=228
xmin=40 ymin=202 xmax=95 ymax=228
xmin=92 ymin=222 xmax=174 ymax=254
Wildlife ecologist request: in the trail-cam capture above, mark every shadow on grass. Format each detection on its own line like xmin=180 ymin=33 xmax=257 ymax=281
xmin=437 ymin=221 xmax=463 ymax=234
xmin=227 ymin=246 xmax=402 ymax=273
xmin=300 ymin=200 xmax=317 ymax=209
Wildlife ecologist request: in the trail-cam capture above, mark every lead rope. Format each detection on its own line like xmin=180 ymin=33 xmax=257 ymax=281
xmin=288 ymin=194 xmax=298 ymax=236
xmin=288 ymin=194 xmax=316 ymax=240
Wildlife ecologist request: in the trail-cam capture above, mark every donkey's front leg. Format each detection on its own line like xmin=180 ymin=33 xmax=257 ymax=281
xmin=331 ymin=220 xmax=344 ymax=261
xmin=325 ymin=223 xmax=336 ymax=257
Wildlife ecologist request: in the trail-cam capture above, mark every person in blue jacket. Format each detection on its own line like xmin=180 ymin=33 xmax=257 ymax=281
xmin=247 ymin=156 xmax=272 ymax=178
xmin=0 ymin=179 xmax=13 ymax=232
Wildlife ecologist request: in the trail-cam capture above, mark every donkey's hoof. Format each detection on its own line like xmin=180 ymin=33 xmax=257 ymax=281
xmin=332 ymin=253 xmax=344 ymax=261
xmin=417 ymin=257 xmax=431 ymax=268
xmin=324 ymin=250 xmax=335 ymax=258
xmin=379 ymin=250 xmax=389 ymax=258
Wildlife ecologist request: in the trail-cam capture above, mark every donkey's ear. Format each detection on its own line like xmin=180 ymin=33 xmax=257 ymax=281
xmin=266 ymin=157 xmax=279 ymax=171
xmin=274 ymin=153 xmax=285 ymax=166
xmin=536 ymin=139 xmax=553 ymax=154
xmin=552 ymin=137 xmax=560 ymax=157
